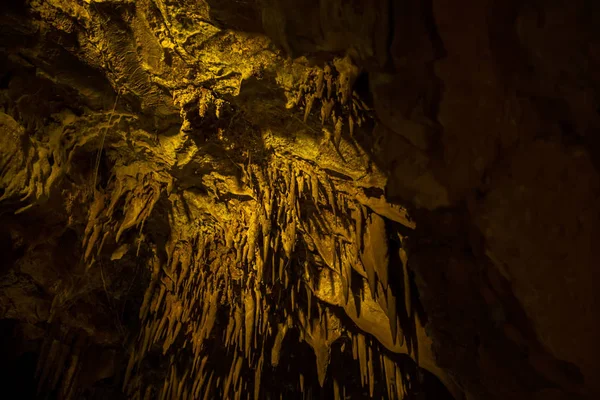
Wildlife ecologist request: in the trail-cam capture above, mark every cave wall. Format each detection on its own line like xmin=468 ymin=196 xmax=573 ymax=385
xmin=1 ymin=1 xmax=599 ymax=399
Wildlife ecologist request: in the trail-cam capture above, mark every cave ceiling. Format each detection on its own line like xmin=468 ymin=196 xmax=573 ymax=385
xmin=0 ymin=1 xmax=599 ymax=400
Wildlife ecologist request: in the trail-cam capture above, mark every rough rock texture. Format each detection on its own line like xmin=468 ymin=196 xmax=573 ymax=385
xmin=1 ymin=1 xmax=599 ymax=399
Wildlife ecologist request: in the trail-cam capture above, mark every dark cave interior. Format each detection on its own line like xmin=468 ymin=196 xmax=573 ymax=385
xmin=1 ymin=1 xmax=599 ymax=399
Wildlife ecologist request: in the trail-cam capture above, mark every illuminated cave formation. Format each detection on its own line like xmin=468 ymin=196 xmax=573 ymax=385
xmin=1 ymin=1 xmax=599 ymax=400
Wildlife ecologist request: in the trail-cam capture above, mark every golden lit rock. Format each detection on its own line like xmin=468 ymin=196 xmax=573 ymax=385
xmin=0 ymin=1 xmax=598 ymax=400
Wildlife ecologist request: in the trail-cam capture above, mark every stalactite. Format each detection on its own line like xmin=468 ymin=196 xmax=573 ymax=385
xmin=339 ymin=258 xmax=350 ymax=307
xmin=261 ymin=238 xmax=271 ymax=279
xmin=358 ymin=333 xmax=367 ymax=387
xmin=334 ymin=116 xmax=343 ymax=149
xmin=233 ymin=354 xmax=243 ymax=395
xmin=60 ymin=343 xmax=82 ymax=399
xmin=155 ymin=306 xmax=169 ymax=346
xmin=400 ymin=246 xmax=412 ymax=319
xmin=367 ymin=342 xmax=375 ymax=397
xmin=291 ymin=283 xmax=296 ymax=311
xmin=124 ymin=347 xmax=137 ymax=390
xmin=159 ymin=377 xmax=168 ymax=400
xmin=233 ymin=305 xmax=244 ymax=353
xmin=395 ymin=363 xmax=405 ymax=399
xmin=168 ymin=363 xmax=177 ymax=400
xmin=297 ymin=172 xmax=305 ymax=199
xmin=192 ymin=357 xmax=208 ymax=399
xmin=315 ymin=70 xmax=325 ymax=98
xmin=371 ymin=214 xmax=389 ymax=290
xmin=176 ymin=243 xmax=193 ymax=288
xmin=178 ymin=368 xmax=189 ymax=399
xmin=325 ymin=182 xmax=337 ymax=217
xmin=382 ymin=353 xmax=392 ymax=399
xmin=244 ymin=286 xmax=255 ymax=360
xmin=320 ymin=98 xmax=335 ymax=125
xmin=324 ymin=65 xmax=333 ymax=99
xmin=224 ymin=353 xmax=237 ymax=399
xmin=306 ymin=283 xmax=312 ymax=321
xmin=225 ymin=313 xmax=235 ymax=348
xmin=84 ymin=225 xmax=102 ymax=263
xmin=143 ymin=385 xmax=153 ymax=400
xmin=310 ymin=173 xmax=320 ymax=208
xmin=140 ymin=258 xmax=161 ymax=320
xmin=203 ymin=371 xmax=214 ymax=400
xmin=205 ymin=291 xmax=219 ymax=341
xmin=353 ymin=207 xmax=363 ymax=257
xmin=37 ymin=338 xmax=60 ymax=394
xmin=236 ymin=234 xmax=245 ymax=265
xmin=303 ymin=94 xmax=315 ymax=122
xmin=387 ymin=285 xmax=399 ymax=345
xmin=154 ymin=285 xmax=167 ymax=315
xmin=287 ymin=172 xmax=297 ymax=210
xmin=254 ymin=352 xmax=264 ymax=400
xmin=254 ymin=288 xmax=262 ymax=350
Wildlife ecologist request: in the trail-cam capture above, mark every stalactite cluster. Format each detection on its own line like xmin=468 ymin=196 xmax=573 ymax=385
xmin=293 ymin=56 xmax=371 ymax=147
xmin=4 ymin=1 xmax=598 ymax=399
xmin=76 ymin=151 xmax=423 ymax=399
xmin=35 ymin=332 xmax=100 ymax=399
xmin=14 ymin=50 xmax=457 ymax=399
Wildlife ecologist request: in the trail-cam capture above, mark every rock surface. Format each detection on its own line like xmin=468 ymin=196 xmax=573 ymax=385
xmin=0 ymin=1 xmax=598 ymax=399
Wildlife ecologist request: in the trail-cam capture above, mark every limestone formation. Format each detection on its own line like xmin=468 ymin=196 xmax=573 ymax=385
xmin=1 ymin=1 xmax=598 ymax=400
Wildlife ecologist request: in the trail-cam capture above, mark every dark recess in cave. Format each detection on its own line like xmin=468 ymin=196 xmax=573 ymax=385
xmin=1 ymin=0 xmax=599 ymax=400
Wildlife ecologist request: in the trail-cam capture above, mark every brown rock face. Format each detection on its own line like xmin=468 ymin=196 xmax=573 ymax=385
xmin=1 ymin=1 xmax=598 ymax=399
